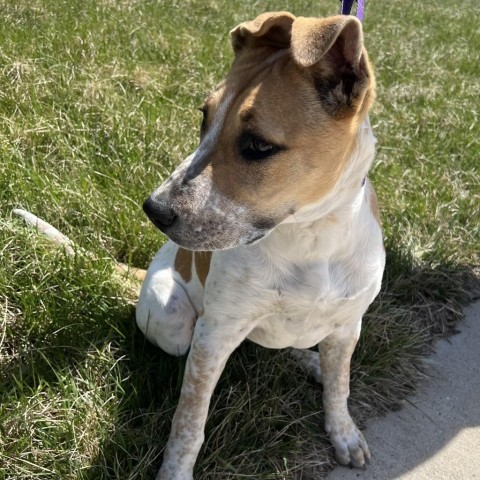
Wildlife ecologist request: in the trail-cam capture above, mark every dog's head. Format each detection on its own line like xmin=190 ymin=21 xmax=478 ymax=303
xmin=143 ymin=12 xmax=375 ymax=250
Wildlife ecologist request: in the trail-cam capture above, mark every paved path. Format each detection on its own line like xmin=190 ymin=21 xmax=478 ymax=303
xmin=327 ymin=300 xmax=480 ymax=480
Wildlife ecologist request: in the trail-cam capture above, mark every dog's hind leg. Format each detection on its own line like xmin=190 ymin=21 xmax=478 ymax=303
xmin=136 ymin=242 xmax=198 ymax=357
xmin=290 ymin=348 xmax=322 ymax=383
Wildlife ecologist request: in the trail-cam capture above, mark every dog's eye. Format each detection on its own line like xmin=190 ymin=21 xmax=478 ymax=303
xmin=240 ymin=135 xmax=279 ymax=161
xmin=250 ymin=138 xmax=273 ymax=153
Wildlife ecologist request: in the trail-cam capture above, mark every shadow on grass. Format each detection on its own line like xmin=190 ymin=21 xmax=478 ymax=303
xmin=1 ymin=241 xmax=478 ymax=480
xmin=81 ymin=248 xmax=479 ymax=480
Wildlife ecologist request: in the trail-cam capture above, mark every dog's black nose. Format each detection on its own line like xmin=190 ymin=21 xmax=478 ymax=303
xmin=143 ymin=196 xmax=178 ymax=231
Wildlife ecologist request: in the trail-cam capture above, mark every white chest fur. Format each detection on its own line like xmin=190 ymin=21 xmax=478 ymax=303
xmin=204 ymin=181 xmax=385 ymax=349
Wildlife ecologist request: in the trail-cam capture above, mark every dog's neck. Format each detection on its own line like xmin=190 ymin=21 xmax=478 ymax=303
xmin=255 ymin=119 xmax=377 ymax=263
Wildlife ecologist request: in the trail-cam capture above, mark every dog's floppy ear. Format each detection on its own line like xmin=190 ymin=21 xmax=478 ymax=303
xmin=230 ymin=11 xmax=295 ymax=54
xmin=291 ymin=15 xmax=373 ymax=118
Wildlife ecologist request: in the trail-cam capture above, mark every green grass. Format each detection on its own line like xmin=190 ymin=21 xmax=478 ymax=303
xmin=1 ymin=0 xmax=479 ymax=478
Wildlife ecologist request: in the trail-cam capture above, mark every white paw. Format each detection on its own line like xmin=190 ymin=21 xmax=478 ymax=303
xmin=326 ymin=420 xmax=371 ymax=468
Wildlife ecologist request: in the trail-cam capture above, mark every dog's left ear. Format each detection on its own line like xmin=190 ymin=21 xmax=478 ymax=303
xmin=291 ymin=15 xmax=373 ymax=118
xmin=230 ymin=12 xmax=295 ymax=54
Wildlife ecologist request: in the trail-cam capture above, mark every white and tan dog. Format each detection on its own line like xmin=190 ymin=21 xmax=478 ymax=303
xmin=138 ymin=11 xmax=385 ymax=480
xmin=14 ymin=10 xmax=384 ymax=480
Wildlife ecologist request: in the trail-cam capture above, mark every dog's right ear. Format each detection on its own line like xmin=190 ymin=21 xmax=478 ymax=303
xmin=291 ymin=15 xmax=374 ymax=119
xmin=230 ymin=12 xmax=295 ymax=54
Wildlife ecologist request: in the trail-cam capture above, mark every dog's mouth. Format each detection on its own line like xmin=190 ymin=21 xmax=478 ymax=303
xmin=245 ymin=233 xmax=266 ymax=245
xmin=163 ymin=221 xmax=271 ymax=251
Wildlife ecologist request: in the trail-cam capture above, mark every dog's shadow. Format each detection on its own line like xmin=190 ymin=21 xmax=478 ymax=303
xmin=85 ymin=247 xmax=479 ymax=479
xmin=4 ymin=247 xmax=478 ymax=479
xmin=81 ymin=326 xmax=333 ymax=479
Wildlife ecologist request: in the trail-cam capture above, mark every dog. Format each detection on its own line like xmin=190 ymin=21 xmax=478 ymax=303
xmin=14 ymin=10 xmax=384 ymax=480
xmin=137 ymin=11 xmax=385 ymax=480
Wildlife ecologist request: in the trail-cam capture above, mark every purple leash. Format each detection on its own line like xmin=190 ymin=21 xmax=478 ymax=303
xmin=341 ymin=0 xmax=364 ymax=21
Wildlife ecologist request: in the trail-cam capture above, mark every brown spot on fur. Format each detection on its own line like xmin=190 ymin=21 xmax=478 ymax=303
xmin=369 ymin=186 xmax=381 ymax=225
xmin=209 ymin=63 xmax=351 ymax=210
xmin=194 ymin=251 xmax=212 ymax=286
xmin=175 ymin=247 xmax=193 ymax=283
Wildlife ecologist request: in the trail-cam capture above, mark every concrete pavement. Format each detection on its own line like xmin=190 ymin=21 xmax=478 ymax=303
xmin=327 ymin=300 xmax=480 ymax=480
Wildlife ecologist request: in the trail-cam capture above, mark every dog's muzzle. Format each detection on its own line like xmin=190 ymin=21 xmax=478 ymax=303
xmin=142 ymin=170 xmax=282 ymax=250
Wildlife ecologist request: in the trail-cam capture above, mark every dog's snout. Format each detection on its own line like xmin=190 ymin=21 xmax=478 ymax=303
xmin=143 ymin=196 xmax=178 ymax=232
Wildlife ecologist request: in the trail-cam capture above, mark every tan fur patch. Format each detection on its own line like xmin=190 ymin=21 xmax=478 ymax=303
xmin=175 ymin=248 xmax=193 ymax=283
xmin=369 ymin=187 xmax=381 ymax=225
xmin=201 ymin=41 xmax=374 ymax=223
xmin=194 ymin=251 xmax=212 ymax=286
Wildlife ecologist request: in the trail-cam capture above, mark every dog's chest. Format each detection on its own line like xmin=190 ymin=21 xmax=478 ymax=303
xmin=205 ymin=206 xmax=384 ymax=350
xmin=245 ymin=260 xmax=377 ymax=349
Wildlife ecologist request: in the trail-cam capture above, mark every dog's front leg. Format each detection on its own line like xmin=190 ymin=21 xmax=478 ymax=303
xmin=319 ymin=322 xmax=370 ymax=468
xmin=156 ymin=315 xmax=251 ymax=480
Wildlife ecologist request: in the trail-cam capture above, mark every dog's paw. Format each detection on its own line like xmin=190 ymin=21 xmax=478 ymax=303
xmin=326 ymin=420 xmax=371 ymax=468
